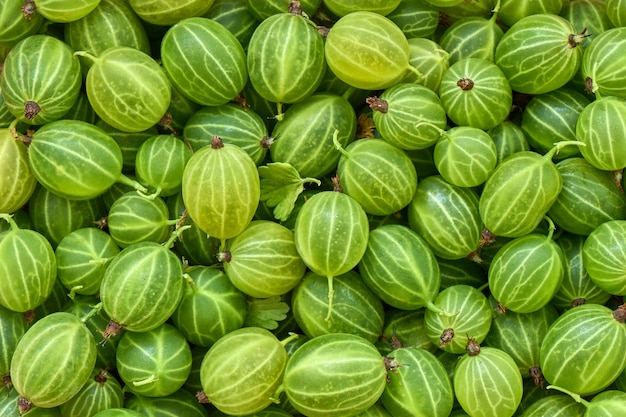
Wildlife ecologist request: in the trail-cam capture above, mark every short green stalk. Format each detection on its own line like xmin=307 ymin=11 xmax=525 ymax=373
xmin=73 ymin=50 xmax=98 ymax=64
xmin=88 ymin=255 xmax=116 ymax=267
xmin=270 ymin=384 xmax=285 ymax=404
xmin=162 ymin=224 xmax=191 ymax=248
xmin=490 ymin=0 xmax=501 ymax=22
xmin=180 ymin=272 xmax=197 ymax=293
xmin=425 ymin=300 xmax=459 ymax=317
xmin=415 ymin=121 xmax=447 ymax=138
xmin=8 ymin=118 xmax=19 ymax=133
xmin=546 ymin=385 xmax=589 ymax=407
xmin=165 ymin=218 xmax=181 ymax=226
xmin=0 ymin=213 xmax=18 ymax=231
xmin=80 ymin=302 xmax=103 ymax=324
xmin=136 ymin=187 xmax=160 ymax=200
xmin=182 ymin=273 xmax=194 ymax=288
xmin=544 ymin=216 xmax=556 ymax=240
xmin=279 ymin=332 xmax=299 ymax=347
xmin=132 ymin=374 xmax=158 ymax=386
xmin=117 ymin=174 xmax=149 ymax=195
xmin=275 ymin=102 xmax=285 ymax=121
xmin=547 ymin=140 xmax=586 ymax=159
xmin=405 ymin=64 xmax=424 ymax=83
xmin=325 ymin=275 xmax=335 ymax=321
xmin=331 ymin=128 xmax=348 ymax=157
xmin=67 ymin=286 xmax=84 ymax=299
xmin=341 ymin=86 xmax=358 ymax=101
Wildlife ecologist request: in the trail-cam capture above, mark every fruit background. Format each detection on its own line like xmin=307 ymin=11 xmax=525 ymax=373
xmin=1 ymin=0 xmax=626 ymax=416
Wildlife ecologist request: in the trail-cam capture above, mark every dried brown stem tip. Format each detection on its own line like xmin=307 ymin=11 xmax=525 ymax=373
xmin=390 ymin=328 xmax=403 ymax=351
xmin=233 ymin=93 xmax=250 ymax=110
xmin=158 ymin=113 xmax=178 ymax=135
xmin=494 ymin=302 xmax=508 ymax=318
xmin=356 ymin=114 xmax=375 ymax=139
xmin=316 ymin=25 xmax=330 ymax=37
xmin=2 ymin=375 xmax=11 ymax=391
xmin=384 ymin=356 xmax=401 ymax=377
xmin=439 ymin=328 xmax=454 ymax=348
xmin=465 ymin=337 xmax=481 ymax=356
xmin=261 ymin=135 xmax=274 ymax=149
xmin=24 ymin=101 xmax=40 ymax=120
xmin=585 ymin=76 xmax=595 ymax=95
xmin=175 ymin=210 xmax=188 ymax=232
xmin=331 ymin=176 xmax=343 ymax=193
xmin=95 ymin=369 xmax=110 ymax=386
xmin=95 ymin=215 xmax=108 ymax=230
xmin=196 ymin=391 xmax=210 ymax=404
xmin=217 ymin=250 xmax=232 ymax=263
xmin=289 ymin=0 xmax=302 ymax=15
xmin=18 ymin=396 xmax=32 ymax=415
xmin=366 ymin=96 xmax=388 ymax=113
xmin=457 ymin=78 xmax=474 ymax=90
xmin=23 ymin=310 xmax=35 ymax=325
xmin=480 ymin=228 xmax=496 ymax=247
xmin=530 ymin=366 xmax=545 ymax=387
xmin=211 ymin=135 xmax=224 ymax=149
xmin=21 ymin=0 xmax=36 ymax=19
xmin=612 ymin=169 xmax=624 ymax=192
xmin=466 ymin=249 xmax=483 ymax=264
xmin=98 ymin=320 xmax=123 ymax=345
xmin=568 ymin=27 xmax=591 ymax=48
xmin=613 ymin=304 xmax=626 ymax=323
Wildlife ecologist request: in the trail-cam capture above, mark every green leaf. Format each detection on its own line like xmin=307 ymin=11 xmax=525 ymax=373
xmin=245 ymin=296 xmax=290 ymax=330
xmin=258 ymin=162 xmax=320 ymax=221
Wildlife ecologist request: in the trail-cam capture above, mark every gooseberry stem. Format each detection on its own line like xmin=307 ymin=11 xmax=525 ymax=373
xmin=325 ymin=275 xmax=335 ymax=321
xmin=543 ymin=216 xmax=556 ymax=240
xmin=275 ymin=102 xmax=285 ymax=121
xmin=9 ymin=118 xmax=19 ymax=132
xmin=405 ymin=64 xmax=424 ymax=83
xmin=271 ymin=384 xmax=285 ymax=404
xmin=332 ymin=129 xmax=349 ymax=158
xmin=73 ymin=50 xmax=98 ymax=64
xmin=545 ymin=140 xmax=586 ymax=160
xmin=490 ymin=0 xmax=501 ymax=21
xmin=81 ymin=302 xmax=103 ymax=324
xmin=0 ymin=214 xmax=18 ymax=230
xmin=546 ymin=385 xmax=590 ymax=407
xmin=67 ymin=286 xmax=84 ymax=299
xmin=416 ymin=121 xmax=447 ymax=138
xmin=137 ymin=187 xmax=161 ymax=200
xmin=117 ymin=174 xmax=149 ymax=195
xmin=279 ymin=332 xmax=299 ymax=347
xmin=425 ymin=301 xmax=459 ymax=317
xmin=133 ymin=374 xmax=158 ymax=386
xmin=88 ymin=256 xmax=114 ymax=266
xmin=162 ymin=224 xmax=191 ymax=248
xmin=341 ymin=86 xmax=357 ymax=101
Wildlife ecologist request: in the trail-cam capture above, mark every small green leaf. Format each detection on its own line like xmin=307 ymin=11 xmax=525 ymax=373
xmin=245 ymin=296 xmax=290 ymax=330
xmin=258 ymin=162 xmax=320 ymax=221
